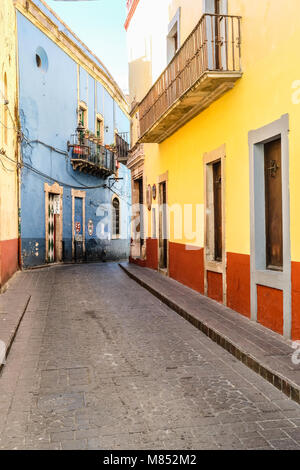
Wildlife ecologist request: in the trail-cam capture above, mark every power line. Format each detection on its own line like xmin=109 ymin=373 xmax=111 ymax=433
xmin=22 ymin=161 xmax=107 ymax=190
xmin=0 ymin=119 xmax=18 ymax=131
xmin=28 ymin=139 xmax=69 ymax=156
xmin=0 ymin=141 xmax=131 ymax=204
xmin=0 ymin=157 xmax=15 ymax=173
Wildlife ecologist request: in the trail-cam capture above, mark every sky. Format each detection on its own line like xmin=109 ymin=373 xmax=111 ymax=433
xmin=46 ymin=0 xmax=129 ymax=93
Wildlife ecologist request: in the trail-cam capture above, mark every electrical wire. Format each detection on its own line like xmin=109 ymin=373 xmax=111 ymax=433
xmin=0 ymin=157 xmax=15 ymax=173
xmin=0 ymin=150 xmax=131 ymax=204
xmin=29 ymin=139 xmax=69 ymax=156
xmin=0 ymin=136 xmax=131 ymax=204
xmin=0 ymin=150 xmax=19 ymax=166
xmin=22 ymin=161 xmax=107 ymax=190
xmin=0 ymin=91 xmax=19 ymax=133
xmin=0 ymin=119 xmax=17 ymax=131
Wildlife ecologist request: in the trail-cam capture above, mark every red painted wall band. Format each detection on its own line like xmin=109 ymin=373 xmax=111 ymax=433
xmin=169 ymin=242 xmax=204 ymax=294
xmin=227 ymin=252 xmax=251 ymax=318
xmin=257 ymin=285 xmax=283 ymax=335
xmin=146 ymin=238 xmax=158 ymax=270
xmin=0 ymin=238 xmax=18 ymax=286
xmin=292 ymin=261 xmax=300 ymax=340
xmin=207 ymin=270 xmax=223 ymax=303
xmin=129 ymin=241 xmax=300 ymax=339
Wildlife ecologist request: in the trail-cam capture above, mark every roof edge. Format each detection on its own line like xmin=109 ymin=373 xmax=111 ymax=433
xmin=14 ymin=0 xmax=129 ymax=116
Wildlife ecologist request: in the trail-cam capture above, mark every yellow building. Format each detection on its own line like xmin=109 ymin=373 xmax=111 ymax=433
xmin=126 ymin=0 xmax=300 ymax=339
xmin=0 ymin=0 xmax=19 ymax=287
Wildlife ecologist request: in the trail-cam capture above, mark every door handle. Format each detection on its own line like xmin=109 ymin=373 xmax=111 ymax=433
xmin=268 ymin=160 xmax=280 ymax=177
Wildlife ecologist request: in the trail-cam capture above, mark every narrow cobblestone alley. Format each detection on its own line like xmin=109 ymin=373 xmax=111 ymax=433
xmin=1 ymin=263 xmax=300 ymax=450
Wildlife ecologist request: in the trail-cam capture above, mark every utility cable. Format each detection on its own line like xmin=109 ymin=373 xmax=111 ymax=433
xmin=1 ymin=135 xmax=131 ymax=204
xmin=28 ymin=139 xmax=69 ymax=156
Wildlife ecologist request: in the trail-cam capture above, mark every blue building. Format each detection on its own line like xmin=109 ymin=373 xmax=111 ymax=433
xmin=15 ymin=0 xmax=131 ymax=267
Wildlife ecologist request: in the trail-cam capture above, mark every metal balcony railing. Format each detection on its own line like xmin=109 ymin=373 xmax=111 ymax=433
xmin=139 ymin=13 xmax=242 ymax=138
xmin=69 ymin=134 xmax=116 ymax=176
xmin=115 ymin=132 xmax=130 ymax=164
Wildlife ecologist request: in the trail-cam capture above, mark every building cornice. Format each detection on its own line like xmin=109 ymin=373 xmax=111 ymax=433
xmin=127 ymin=143 xmax=144 ymax=170
xmin=14 ymin=0 xmax=130 ymax=118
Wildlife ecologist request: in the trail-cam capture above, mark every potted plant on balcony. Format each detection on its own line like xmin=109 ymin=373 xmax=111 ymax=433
xmin=84 ymin=129 xmax=90 ymax=140
xmin=89 ymin=132 xmax=97 ymax=143
xmin=105 ymin=143 xmax=116 ymax=153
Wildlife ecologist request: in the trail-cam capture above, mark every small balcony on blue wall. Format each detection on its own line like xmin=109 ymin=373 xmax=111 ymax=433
xmin=68 ymin=124 xmax=116 ymax=178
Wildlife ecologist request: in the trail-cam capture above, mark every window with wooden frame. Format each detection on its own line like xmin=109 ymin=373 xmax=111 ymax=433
xmin=78 ymin=101 xmax=87 ymax=129
xmin=167 ymin=8 xmax=180 ymax=63
xmin=112 ymin=197 xmax=120 ymax=238
xmin=96 ymin=115 xmax=104 ymax=144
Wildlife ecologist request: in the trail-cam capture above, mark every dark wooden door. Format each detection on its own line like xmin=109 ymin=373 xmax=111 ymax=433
xmin=159 ymin=182 xmax=167 ymax=269
xmin=138 ymin=178 xmax=144 ymax=253
xmin=213 ymin=161 xmax=222 ymax=262
xmin=214 ymin=0 xmax=221 ymax=69
xmin=264 ymin=138 xmax=283 ymax=271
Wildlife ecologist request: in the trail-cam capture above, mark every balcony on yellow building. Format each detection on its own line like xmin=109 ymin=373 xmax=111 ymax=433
xmin=138 ymin=13 xmax=242 ymax=144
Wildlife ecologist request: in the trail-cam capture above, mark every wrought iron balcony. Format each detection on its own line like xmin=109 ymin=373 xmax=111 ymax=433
xmin=139 ymin=13 xmax=242 ymax=143
xmin=115 ymin=132 xmax=130 ymax=164
xmin=69 ymin=134 xmax=116 ymax=178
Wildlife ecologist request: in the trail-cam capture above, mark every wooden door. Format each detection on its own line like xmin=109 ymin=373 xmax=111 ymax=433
xmin=213 ymin=161 xmax=222 ymax=261
xmin=74 ymin=197 xmax=84 ymax=262
xmin=214 ymin=0 xmax=221 ymax=69
xmin=264 ymin=139 xmax=283 ymax=271
xmin=48 ymin=194 xmax=55 ymax=263
xmin=159 ymin=182 xmax=167 ymax=269
xmin=138 ymin=178 xmax=144 ymax=255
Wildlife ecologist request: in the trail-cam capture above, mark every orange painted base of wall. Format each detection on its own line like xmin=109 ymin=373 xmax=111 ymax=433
xmin=257 ymin=285 xmax=283 ymax=335
xmin=133 ymin=239 xmax=300 ymax=339
xmin=0 ymin=238 xmax=19 ymax=287
xmin=169 ymin=242 xmax=204 ymax=294
xmin=207 ymin=271 xmax=223 ymax=303
xmin=227 ymin=253 xmax=251 ymax=318
xmin=129 ymin=256 xmax=146 ymax=267
xmin=292 ymin=261 xmax=300 ymax=340
xmin=146 ymin=238 xmax=158 ymax=270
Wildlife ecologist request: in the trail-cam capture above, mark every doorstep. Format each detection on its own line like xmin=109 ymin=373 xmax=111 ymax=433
xmin=119 ymin=262 xmax=300 ymax=405
xmin=0 ymin=272 xmax=31 ymax=370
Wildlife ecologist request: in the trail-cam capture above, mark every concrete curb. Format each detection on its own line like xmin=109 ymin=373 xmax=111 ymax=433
xmin=119 ymin=263 xmax=300 ymax=405
xmin=0 ymin=294 xmax=31 ymax=374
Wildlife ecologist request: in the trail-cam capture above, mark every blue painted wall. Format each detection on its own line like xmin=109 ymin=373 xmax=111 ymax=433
xmin=17 ymin=11 xmax=131 ymax=267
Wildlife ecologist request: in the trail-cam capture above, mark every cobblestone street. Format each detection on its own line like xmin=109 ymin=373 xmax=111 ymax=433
xmin=1 ymin=263 xmax=300 ymax=450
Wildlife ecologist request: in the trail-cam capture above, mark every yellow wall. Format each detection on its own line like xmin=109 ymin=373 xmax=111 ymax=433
xmin=131 ymin=0 xmax=300 ymax=262
xmin=0 ymin=0 xmax=19 ymax=244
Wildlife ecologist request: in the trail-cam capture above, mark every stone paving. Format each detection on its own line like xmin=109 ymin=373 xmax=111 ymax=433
xmin=120 ymin=263 xmax=300 ymax=403
xmin=1 ymin=263 xmax=300 ymax=450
